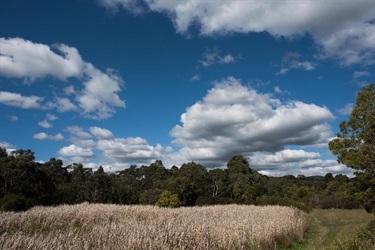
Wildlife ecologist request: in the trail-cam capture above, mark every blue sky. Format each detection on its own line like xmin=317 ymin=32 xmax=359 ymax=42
xmin=0 ymin=0 xmax=374 ymax=176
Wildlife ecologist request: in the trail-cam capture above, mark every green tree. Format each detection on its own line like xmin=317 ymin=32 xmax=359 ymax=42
xmin=329 ymin=83 xmax=375 ymax=213
xmin=38 ymin=158 xmax=69 ymax=205
xmin=68 ymin=163 xmax=93 ymax=203
xmin=91 ymin=166 xmax=112 ymax=203
xmin=226 ymin=155 xmax=252 ymax=201
xmin=155 ymin=190 xmax=179 ymax=208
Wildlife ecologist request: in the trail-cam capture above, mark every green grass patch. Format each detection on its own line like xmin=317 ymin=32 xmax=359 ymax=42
xmin=280 ymin=209 xmax=373 ymax=250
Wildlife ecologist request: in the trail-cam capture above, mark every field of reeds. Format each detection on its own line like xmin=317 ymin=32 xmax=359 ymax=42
xmin=0 ymin=203 xmax=308 ymax=250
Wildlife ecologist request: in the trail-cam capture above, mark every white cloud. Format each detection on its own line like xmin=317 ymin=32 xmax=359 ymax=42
xmin=98 ymin=0 xmax=146 ymax=14
xmin=352 ymin=71 xmax=371 ymax=86
xmin=38 ymin=113 xmax=58 ymax=128
xmin=0 ymin=91 xmax=44 ymax=109
xmin=73 ymin=139 xmax=97 ymax=149
xmin=0 ymin=141 xmax=16 ymax=150
xmin=191 ymin=74 xmax=200 ymax=81
xmin=59 ymin=125 xmax=173 ymax=169
xmin=337 ymin=103 xmax=354 ymax=115
xmin=46 ymin=113 xmax=58 ymax=121
xmin=219 ymin=54 xmax=235 ymax=64
xmin=33 ymin=132 xmax=64 ymax=141
xmin=66 ymin=126 xmax=92 ymax=139
xmin=0 ymin=37 xmax=125 ymax=119
xmin=99 ymin=0 xmax=375 ymax=65
xmin=317 ymin=22 xmax=375 ymax=66
xmin=0 ymin=37 xmax=84 ymax=80
xmin=353 ymin=71 xmax=371 ymax=79
xmin=273 ymin=86 xmax=290 ymax=95
xmin=199 ymin=49 xmax=237 ymax=67
xmin=78 ymin=64 xmax=125 ymax=119
xmin=90 ymin=126 xmax=115 ymax=140
xmin=254 ymin=150 xmax=353 ymax=177
xmin=97 ymin=137 xmax=172 ymax=165
xmin=63 ymin=85 xmax=75 ymax=95
xmin=276 ymin=68 xmax=289 ymax=76
xmin=58 ymin=144 xmax=94 ymax=158
xmin=169 ymin=77 xmax=334 ymax=167
xmin=277 ymin=52 xmax=316 ymax=75
xmin=53 ymin=97 xmax=77 ymax=112
xmin=38 ymin=120 xmax=53 ymax=129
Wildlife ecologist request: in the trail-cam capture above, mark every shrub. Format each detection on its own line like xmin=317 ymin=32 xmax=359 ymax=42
xmin=0 ymin=193 xmax=32 ymax=211
xmin=332 ymin=216 xmax=375 ymax=249
xmin=155 ymin=190 xmax=179 ymax=208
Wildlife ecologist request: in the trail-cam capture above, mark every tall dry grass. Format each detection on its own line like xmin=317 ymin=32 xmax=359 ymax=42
xmin=0 ymin=203 xmax=308 ymax=250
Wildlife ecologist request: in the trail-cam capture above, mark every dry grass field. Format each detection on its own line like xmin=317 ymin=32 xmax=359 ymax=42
xmin=0 ymin=203 xmax=308 ymax=250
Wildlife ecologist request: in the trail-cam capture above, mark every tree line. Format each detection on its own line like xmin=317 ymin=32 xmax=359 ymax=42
xmin=0 ymin=150 xmax=361 ymax=212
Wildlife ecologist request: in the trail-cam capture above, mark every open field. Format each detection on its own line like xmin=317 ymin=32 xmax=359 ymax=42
xmin=285 ymin=209 xmax=374 ymax=250
xmin=0 ymin=203 xmax=307 ymax=250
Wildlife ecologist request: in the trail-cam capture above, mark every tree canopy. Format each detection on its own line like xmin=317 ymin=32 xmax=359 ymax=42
xmin=0 ymin=148 xmax=362 ymax=212
xmin=329 ymin=83 xmax=375 ymax=213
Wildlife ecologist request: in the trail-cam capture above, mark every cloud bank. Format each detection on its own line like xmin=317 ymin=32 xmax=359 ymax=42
xmin=166 ymin=77 xmax=337 ymax=174
xmin=54 ymin=79 xmax=345 ymax=176
xmin=99 ymin=0 xmax=375 ymax=65
xmin=58 ymin=126 xmax=173 ymax=169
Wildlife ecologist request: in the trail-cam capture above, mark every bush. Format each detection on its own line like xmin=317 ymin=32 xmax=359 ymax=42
xmin=332 ymin=216 xmax=375 ymax=249
xmin=155 ymin=190 xmax=179 ymax=208
xmin=0 ymin=193 xmax=32 ymax=211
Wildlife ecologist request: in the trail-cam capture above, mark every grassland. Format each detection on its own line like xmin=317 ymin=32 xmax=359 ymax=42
xmin=0 ymin=203 xmax=307 ymax=250
xmin=284 ymin=209 xmax=374 ymax=250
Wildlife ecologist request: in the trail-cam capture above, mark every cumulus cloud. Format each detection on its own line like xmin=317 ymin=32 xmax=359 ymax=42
xmin=0 ymin=37 xmax=125 ymax=119
xmin=46 ymin=113 xmax=58 ymax=121
xmin=317 ymin=22 xmax=375 ymax=66
xmin=66 ymin=126 xmax=92 ymax=139
xmin=0 ymin=37 xmax=84 ymax=80
xmin=99 ymin=0 xmax=375 ymax=65
xmin=97 ymin=137 xmax=172 ymax=165
xmin=53 ymin=97 xmax=77 ymax=112
xmin=59 ymin=126 xmax=172 ymax=169
xmin=33 ymin=132 xmax=64 ymax=141
xmin=78 ymin=64 xmax=125 ymax=119
xmin=0 ymin=91 xmax=44 ymax=109
xmin=58 ymin=144 xmax=94 ymax=158
xmin=90 ymin=126 xmax=115 ymax=140
xmin=169 ymin=77 xmax=334 ymax=167
xmin=252 ymin=150 xmax=353 ymax=177
xmin=199 ymin=48 xmax=237 ymax=67
xmin=38 ymin=120 xmax=53 ymax=129
xmin=38 ymin=113 xmax=58 ymax=128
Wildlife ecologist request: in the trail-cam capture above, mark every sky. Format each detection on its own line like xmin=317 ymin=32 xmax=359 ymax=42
xmin=0 ymin=0 xmax=374 ymax=176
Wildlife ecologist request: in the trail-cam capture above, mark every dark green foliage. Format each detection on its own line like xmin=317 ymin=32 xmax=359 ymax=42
xmin=0 ymin=147 xmax=365 ymax=211
xmin=0 ymin=193 xmax=32 ymax=211
xmin=329 ymin=83 xmax=375 ymax=213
